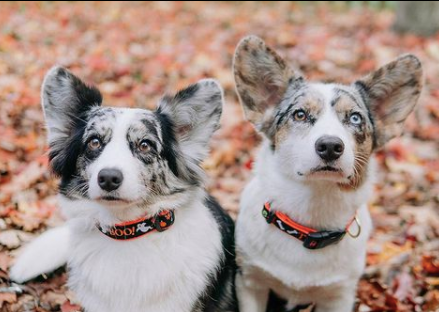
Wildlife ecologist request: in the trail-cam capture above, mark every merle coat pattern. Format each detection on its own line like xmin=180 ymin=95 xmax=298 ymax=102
xmin=10 ymin=67 xmax=238 ymax=312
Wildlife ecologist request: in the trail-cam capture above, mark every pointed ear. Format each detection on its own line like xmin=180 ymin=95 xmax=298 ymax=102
xmin=355 ymin=54 xmax=423 ymax=148
xmin=41 ymin=66 xmax=102 ymax=145
xmin=233 ymin=35 xmax=302 ymax=127
xmin=157 ymin=79 xmax=223 ymax=163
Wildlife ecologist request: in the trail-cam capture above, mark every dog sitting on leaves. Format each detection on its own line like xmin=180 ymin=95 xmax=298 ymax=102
xmin=233 ymin=36 xmax=423 ymax=312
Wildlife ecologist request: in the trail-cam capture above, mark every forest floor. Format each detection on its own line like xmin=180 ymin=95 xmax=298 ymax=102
xmin=1 ymin=2 xmax=439 ymax=312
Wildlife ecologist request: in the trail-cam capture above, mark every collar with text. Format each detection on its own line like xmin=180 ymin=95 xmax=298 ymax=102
xmin=96 ymin=210 xmax=175 ymax=241
xmin=262 ymin=202 xmax=361 ymax=250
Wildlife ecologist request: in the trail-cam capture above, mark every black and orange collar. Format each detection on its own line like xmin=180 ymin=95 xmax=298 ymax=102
xmin=96 ymin=210 xmax=175 ymax=241
xmin=262 ymin=202 xmax=360 ymax=250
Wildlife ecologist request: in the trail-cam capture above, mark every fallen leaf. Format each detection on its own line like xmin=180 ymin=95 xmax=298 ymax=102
xmin=0 ymin=293 xmax=17 ymax=308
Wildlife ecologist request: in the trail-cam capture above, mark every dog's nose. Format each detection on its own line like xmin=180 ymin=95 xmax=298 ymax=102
xmin=315 ymin=136 xmax=345 ymax=162
xmin=98 ymin=169 xmax=124 ymax=192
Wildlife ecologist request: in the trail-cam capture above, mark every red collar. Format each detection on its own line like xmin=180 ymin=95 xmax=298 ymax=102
xmin=262 ymin=202 xmax=360 ymax=250
xmin=96 ymin=210 xmax=175 ymax=241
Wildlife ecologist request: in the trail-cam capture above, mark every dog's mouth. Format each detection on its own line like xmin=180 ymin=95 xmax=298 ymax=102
xmin=96 ymin=196 xmax=133 ymax=204
xmin=299 ymin=166 xmax=346 ymax=181
xmin=311 ymin=166 xmax=342 ymax=174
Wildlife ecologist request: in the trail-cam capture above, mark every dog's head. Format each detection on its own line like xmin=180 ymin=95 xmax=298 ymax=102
xmin=234 ymin=36 xmax=423 ymax=189
xmin=42 ymin=67 xmax=223 ymax=209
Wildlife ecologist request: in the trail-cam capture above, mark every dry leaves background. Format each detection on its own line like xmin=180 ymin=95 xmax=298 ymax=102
xmin=0 ymin=2 xmax=439 ymax=312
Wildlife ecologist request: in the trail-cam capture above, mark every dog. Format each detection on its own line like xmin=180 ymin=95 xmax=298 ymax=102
xmin=10 ymin=67 xmax=239 ymax=312
xmin=232 ymin=36 xmax=423 ymax=312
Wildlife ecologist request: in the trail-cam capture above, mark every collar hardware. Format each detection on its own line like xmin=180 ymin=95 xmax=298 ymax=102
xmin=262 ymin=202 xmax=359 ymax=250
xmin=303 ymin=230 xmax=346 ymax=250
xmin=96 ymin=210 xmax=175 ymax=241
xmin=346 ymin=216 xmax=361 ymax=238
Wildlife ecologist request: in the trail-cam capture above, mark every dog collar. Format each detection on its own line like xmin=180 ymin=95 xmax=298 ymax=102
xmin=96 ymin=210 xmax=175 ymax=241
xmin=262 ymin=202 xmax=361 ymax=250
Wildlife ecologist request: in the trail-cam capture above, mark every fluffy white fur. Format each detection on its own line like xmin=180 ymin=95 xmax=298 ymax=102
xmin=10 ymin=226 xmax=70 ymax=282
xmin=68 ymin=191 xmax=222 ymax=312
xmin=12 ymin=190 xmax=222 ymax=312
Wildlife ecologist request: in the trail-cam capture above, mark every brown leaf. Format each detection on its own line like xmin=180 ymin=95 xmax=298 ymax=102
xmin=61 ymin=301 xmax=82 ymax=312
xmin=423 ymin=290 xmax=439 ymax=311
xmin=0 ymin=253 xmax=11 ymax=271
xmin=0 ymin=293 xmax=17 ymax=308
xmin=422 ymin=254 xmax=439 ymax=276
xmin=392 ymin=272 xmax=415 ymax=302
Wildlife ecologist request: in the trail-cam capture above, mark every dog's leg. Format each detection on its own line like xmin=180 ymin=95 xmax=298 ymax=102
xmin=313 ymin=283 xmax=356 ymax=312
xmin=314 ymin=297 xmax=355 ymax=312
xmin=236 ymin=272 xmax=270 ymax=312
xmin=9 ymin=225 xmax=70 ymax=283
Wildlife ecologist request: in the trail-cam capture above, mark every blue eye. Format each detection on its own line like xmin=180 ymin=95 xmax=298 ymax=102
xmin=350 ymin=113 xmax=362 ymax=125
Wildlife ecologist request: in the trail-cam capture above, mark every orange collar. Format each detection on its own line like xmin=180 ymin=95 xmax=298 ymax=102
xmin=262 ymin=202 xmax=360 ymax=250
xmin=96 ymin=210 xmax=175 ymax=241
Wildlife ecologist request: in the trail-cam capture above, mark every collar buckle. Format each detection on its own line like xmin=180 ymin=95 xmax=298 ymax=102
xmin=303 ymin=230 xmax=346 ymax=250
xmin=262 ymin=203 xmax=276 ymax=223
xmin=154 ymin=210 xmax=175 ymax=232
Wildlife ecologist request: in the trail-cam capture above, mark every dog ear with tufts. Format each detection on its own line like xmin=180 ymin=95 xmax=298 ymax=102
xmin=41 ymin=66 xmax=102 ymax=177
xmin=157 ymin=79 xmax=224 ymax=168
xmin=233 ymin=35 xmax=303 ymax=135
xmin=355 ymin=54 xmax=423 ymax=149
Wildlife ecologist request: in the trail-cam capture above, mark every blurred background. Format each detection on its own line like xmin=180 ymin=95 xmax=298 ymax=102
xmin=0 ymin=2 xmax=438 ymax=311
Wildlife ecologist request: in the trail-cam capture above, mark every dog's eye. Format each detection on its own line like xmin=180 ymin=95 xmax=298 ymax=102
xmin=349 ymin=113 xmax=363 ymax=125
xmin=292 ymin=109 xmax=307 ymax=122
xmin=88 ymin=138 xmax=102 ymax=150
xmin=138 ymin=140 xmax=151 ymax=153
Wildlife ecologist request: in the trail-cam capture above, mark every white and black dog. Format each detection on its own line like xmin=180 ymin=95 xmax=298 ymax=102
xmin=10 ymin=67 xmax=238 ymax=312
xmin=233 ymin=36 xmax=423 ymax=312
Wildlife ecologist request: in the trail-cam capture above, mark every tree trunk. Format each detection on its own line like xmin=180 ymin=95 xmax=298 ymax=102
xmin=394 ymin=1 xmax=439 ymax=36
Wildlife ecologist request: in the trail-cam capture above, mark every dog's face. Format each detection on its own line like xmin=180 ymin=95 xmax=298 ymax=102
xmin=42 ymin=67 xmax=223 ymax=208
xmin=234 ymin=36 xmax=423 ymax=189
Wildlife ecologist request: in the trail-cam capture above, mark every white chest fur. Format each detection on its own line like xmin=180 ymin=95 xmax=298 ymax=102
xmin=236 ymin=146 xmax=374 ymax=294
xmin=236 ymin=178 xmax=372 ymax=289
xmin=66 ymin=202 xmax=222 ymax=312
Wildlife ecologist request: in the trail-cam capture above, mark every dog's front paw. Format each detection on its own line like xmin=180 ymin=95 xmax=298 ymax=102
xmin=9 ymin=226 xmax=70 ymax=283
xmin=9 ymin=251 xmax=41 ymax=283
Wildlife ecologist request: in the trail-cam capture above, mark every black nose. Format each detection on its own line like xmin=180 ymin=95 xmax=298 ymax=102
xmin=98 ymin=169 xmax=124 ymax=192
xmin=315 ymin=136 xmax=345 ymax=162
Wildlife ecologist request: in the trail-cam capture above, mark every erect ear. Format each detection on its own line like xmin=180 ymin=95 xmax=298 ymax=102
xmin=41 ymin=66 xmax=102 ymax=145
xmin=355 ymin=54 xmax=423 ymax=148
xmin=233 ymin=35 xmax=302 ymax=129
xmin=157 ymin=79 xmax=223 ymax=163
xmin=41 ymin=67 xmax=102 ymax=178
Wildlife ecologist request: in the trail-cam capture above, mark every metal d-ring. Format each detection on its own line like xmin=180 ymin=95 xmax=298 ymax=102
xmin=347 ymin=216 xmax=362 ymax=238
